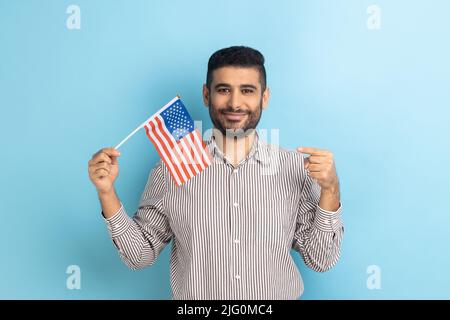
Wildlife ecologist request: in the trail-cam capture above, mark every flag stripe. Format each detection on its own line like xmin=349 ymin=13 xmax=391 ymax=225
xmin=150 ymin=118 xmax=184 ymax=169
xmin=141 ymin=98 xmax=211 ymax=186
xmin=154 ymin=116 xmax=194 ymax=180
xmin=186 ymin=131 xmax=206 ymax=171
xmin=157 ymin=116 xmax=198 ymax=177
xmin=177 ymin=138 xmax=199 ymax=177
xmin=148 ymin=119 xmax=188 ymax=184
xmin=192 ymin=130 xmax=211 ymax=167
xmin=192 ymin=129 xmax=212 ymax=166
xmin=144 ymin=123 xmax=183 ymax=186
xmin=179 ymin=139 xmax=201 ymax=175
xmin=197 ymin=129 xmax=212 ymax=166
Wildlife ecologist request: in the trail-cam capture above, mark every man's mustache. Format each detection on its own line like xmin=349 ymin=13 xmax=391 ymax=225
xmin=220 ymin=108 xmax=250 ymax=115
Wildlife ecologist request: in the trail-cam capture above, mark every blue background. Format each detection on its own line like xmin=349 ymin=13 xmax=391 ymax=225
xmin=1 ymin=0 xmax=449 ymax=299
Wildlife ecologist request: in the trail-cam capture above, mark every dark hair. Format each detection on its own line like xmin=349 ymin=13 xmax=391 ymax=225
xmin=206 ymin=46 xmax=267 ymax=91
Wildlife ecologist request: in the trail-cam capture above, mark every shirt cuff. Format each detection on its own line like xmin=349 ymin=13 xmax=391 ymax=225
xmin=102 ymin=204 xmax=133 ymax=239
xmin=313 ymin=204 xmax=343 ymax=233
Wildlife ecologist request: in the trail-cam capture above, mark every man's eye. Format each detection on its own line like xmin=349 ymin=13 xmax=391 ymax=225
xmin=217 ymin=88 xmax=230 ymax=93
xmin=242 ymin=89 xmax=254 ymax=94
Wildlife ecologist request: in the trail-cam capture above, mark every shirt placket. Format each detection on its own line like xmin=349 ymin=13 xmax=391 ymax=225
xmin=229 ymin=164 xmax=242 ymax=299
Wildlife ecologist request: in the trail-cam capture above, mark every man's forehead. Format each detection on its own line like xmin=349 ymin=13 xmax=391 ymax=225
xmin=212 ymin=66 xmax=261 ymax=85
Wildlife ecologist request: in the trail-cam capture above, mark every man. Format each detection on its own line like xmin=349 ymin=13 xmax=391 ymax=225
xmin=88 ymin=46 xmax=343 ymax=300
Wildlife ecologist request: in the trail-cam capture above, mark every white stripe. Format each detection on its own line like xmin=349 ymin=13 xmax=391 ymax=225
xmin=179 ymin=138 xmax=201 ymax=175
xmin=192 ymin=130 xmax=210 ymax=167
xmin=157 ymin=116 xmax=195 ymax=179
xmin=145 ymin=122 xmax=183 ymax=186
xmin=192 ymin=129 xmax=212 ymax=166
xmin=186 ymin=132 xmax=206 ymax=171
xmin=149 ymin=118 xmax=188 ymax=183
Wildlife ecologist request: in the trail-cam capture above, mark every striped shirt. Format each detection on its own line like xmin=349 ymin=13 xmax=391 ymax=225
xmin=103 ymin=133 xmax=344 ymax=300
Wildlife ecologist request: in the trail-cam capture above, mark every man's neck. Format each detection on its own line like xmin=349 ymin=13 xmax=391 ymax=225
xmin=213 ymin=129 xmax=257 ymax=167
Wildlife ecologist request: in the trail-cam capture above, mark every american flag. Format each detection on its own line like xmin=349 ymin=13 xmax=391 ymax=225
xmin=143 ymin=97 xmax=212 ymax=186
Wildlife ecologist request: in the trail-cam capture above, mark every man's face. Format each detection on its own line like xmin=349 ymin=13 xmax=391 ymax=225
xmin=203 ymin=66 xmax=270 ymax=137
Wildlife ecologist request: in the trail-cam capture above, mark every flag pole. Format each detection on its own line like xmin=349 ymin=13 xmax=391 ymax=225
xmin=114 ymin=95 xmax=181 ymax=150
xmin=114 ymin=122 xmax=146 ymax=150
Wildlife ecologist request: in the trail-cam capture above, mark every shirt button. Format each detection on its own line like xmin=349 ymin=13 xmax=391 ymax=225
xmin=332 ymin=219 xmax=338 ymax=224
xmin=233 ymin=202 xmax=239 ymax=208
xmin=234 ymin=239 xmax=240 ymax=244
xmin=232 ymin=169 xmax=238 ymax=174
xmin=235 ymin=275 xmax=241 ymax=280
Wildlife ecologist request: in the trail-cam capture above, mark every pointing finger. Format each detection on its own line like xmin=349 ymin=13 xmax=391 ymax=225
xmin=297 ymin=147 xmax=329 ymax=156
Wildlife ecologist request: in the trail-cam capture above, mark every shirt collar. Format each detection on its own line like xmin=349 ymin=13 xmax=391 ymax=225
xmin=206 ymin=130 xmax=269 ymax=166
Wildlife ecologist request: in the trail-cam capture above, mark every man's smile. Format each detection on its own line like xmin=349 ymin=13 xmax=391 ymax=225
xmin=222 ymin=111 xmax=247 ymax=122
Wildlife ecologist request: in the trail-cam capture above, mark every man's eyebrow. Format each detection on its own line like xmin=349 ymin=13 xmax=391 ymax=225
xmin=240 ymin=84 xmax=257 ymax=90
xmin=213 ymin=83 xmax=258 ymax=90
xmin=214 ymin=83 xmax=231 ymax=89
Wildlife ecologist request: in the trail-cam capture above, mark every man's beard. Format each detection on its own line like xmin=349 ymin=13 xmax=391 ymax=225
xmin=208 ymin=99 xmax=263 ymax=139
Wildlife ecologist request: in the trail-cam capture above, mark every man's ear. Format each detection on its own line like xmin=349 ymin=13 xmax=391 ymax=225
xmin=262 ymin=87 xmax=270 ymax=110
xmin=202 ymin=84 xmax=209 ymax=108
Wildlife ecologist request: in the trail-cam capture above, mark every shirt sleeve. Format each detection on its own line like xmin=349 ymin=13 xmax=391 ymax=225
xmin=292 ymin=162 xmax=344 ymax=272
xmin=102 ymin=160 xmax=173 ymax=270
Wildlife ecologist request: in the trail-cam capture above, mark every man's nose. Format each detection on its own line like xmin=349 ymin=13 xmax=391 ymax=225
xmin=228 ymin=91 xmax=242 ymax=111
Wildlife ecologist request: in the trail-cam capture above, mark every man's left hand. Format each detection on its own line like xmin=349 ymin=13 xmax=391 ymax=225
xmin=297 ymin=147 xmax=339 ymax=191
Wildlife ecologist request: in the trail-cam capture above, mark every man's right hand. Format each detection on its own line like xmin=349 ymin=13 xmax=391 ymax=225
xmin=88 ymin=147 xmax=121 ymax=194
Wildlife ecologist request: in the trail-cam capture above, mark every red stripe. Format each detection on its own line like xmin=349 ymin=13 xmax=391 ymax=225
xmin=144 ymin=124 xmax=182 ymax=186
xmin=187 ymin=131 xmax=207 ymax=171
xmin=150 ymin=119 xmax=187 ymax=184
xmin=194 ymin=129 xmax=212 ymax=166
xmin=154 ymin=117 xmax=193 ymax=180
xmin=181 ymin=132 xmax=202 ymax=172
xmin=189 ymin=133 xmax=204 ymax=172
xmin=147 ymin=120 xmax=185 ymax=185
xmin=178 ymin=136 xmax=201 ymax=174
